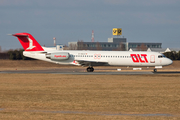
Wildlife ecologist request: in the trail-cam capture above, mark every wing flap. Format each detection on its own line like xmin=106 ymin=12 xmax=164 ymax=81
xmin=76 ymin=60 xmax=109 ymax=66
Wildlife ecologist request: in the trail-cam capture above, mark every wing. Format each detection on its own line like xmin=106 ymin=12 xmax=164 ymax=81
xmin=76 ymin=60 xmax=109 ymax=66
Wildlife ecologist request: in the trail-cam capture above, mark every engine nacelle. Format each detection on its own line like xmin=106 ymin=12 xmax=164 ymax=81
xmin=46 ymin=52 xmax=69 ymax=60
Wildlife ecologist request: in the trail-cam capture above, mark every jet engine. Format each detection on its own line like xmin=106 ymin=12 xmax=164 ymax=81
xmin=46 ymin=52 xmax=69 ymax=60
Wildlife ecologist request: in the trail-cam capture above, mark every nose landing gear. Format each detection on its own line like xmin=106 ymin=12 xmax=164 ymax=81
xmin=87 ymin=67 xmax=94 ymax=72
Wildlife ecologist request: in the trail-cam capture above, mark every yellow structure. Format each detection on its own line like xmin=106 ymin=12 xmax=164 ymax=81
xmin=112 ymin=28 xmax=122 ymax=35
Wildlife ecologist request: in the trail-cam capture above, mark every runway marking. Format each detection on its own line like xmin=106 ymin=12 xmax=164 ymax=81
xmin=0 ymin=108 xmax=176 ymax=117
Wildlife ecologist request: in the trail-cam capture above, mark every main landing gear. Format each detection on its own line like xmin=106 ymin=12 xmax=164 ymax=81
xmin=153 ymin=69 xmax=157 ymax=72
xmin=87 ymin=67 xmax=94 ymax=72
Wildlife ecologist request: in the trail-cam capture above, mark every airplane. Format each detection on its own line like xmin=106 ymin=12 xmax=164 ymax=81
xmin=10 ymin=32 xmax=173 ymax=72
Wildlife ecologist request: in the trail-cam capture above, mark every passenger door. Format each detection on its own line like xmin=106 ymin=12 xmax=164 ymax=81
xmin=150 ymin=55 xmax=155 ymax=63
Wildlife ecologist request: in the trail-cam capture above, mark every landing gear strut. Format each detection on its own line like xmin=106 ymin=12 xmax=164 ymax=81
xmin=87 ymin=67 xmax=94 ymax=72
xmin=153 ymin=69 xmax=157 ymax=72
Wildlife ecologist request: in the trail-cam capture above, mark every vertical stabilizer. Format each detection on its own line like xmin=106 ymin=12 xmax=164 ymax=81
xmin=12 ymin=33 xmax=44 ymax=51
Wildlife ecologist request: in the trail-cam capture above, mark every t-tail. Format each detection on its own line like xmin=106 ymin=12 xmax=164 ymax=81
xmin=11 ymin=33 xmax=44 ymax=51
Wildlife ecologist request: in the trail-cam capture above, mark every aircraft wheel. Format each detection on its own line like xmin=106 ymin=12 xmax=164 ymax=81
xmin=87 ymin=67 xmax=94 ymax=72
xmin=153 ymin=69 xmax=157 ymax=72
xmin=87 ymin=67 xmax=91 ymax=72
xmin=90 ymin=67 xmax=94 ymax=72
xmin=87 ymin=68 xmax=90 ymax=72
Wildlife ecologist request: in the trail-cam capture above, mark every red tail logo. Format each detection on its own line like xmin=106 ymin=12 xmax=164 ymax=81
xmin=12 ymin=33 xmax=44 ymax=51
xmin=26 ymin=37 xmax=36 ymax=50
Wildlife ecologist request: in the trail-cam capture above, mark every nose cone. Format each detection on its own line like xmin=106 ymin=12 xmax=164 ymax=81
xmin=167 ymin=58 xmax=173 ymax=65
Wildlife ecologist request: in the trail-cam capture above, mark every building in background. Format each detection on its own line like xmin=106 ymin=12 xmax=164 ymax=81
xmin=128 ymin=42 xmax=162 ymax=51
xmin=68 ymin=37 xmax=127 ymax=51
xmin=68 ymin=28 xmax=162 ymax=51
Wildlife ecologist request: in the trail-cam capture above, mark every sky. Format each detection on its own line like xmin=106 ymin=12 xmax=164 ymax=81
xmin=0 ymin=0 xmax=180 ymax=51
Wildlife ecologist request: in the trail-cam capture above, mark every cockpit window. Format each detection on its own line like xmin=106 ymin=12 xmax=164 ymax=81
xmin=158 ymin=55 xmax=163 ymax=58
xmin=158 ymin=54 xmax=166 ymax=58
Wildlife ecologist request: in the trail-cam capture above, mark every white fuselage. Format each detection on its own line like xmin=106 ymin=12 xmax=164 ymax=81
xmin=23 ymin=49 xmax=173 ymax=67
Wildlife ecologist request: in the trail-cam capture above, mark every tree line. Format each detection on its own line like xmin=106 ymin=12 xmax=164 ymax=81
xmin=163 ymin=51 xmax=180 ymax=60
xmin=6 ymin=49 xmax=34 ymax=60
xmin=2 ymin=49 xmax=180 ymax=60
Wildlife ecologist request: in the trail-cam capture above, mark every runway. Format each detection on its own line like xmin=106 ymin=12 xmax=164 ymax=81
xmin=1 ymin=69 xmax=180 ymax=74
xmin=0 ymin=108 xmax=175 ymax=117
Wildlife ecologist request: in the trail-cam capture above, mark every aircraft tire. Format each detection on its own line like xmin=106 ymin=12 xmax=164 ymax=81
xmin=91 ymin=67 xmax=94 ymax=72
xmin=87 ymin=68 xmax=90 ymax=72
xmin=153 ymin=69 xmax=157 ymax=72
xmin=87 ymin=67 xmax=94 ymax=72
